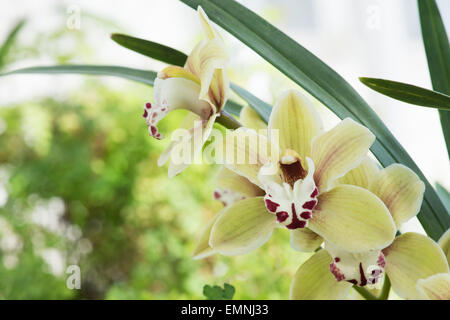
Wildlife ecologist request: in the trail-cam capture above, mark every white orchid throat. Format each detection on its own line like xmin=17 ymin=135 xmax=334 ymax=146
xmin=326 ymin=241 xmax=386 ymax=287
xmin=143 ymin=72 xmax=213 ymax=140
xmin=258 ymin=150 xmax=318 ymax=230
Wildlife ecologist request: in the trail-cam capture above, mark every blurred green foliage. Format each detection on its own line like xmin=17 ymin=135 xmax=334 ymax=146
xmin=0 ymin=82 xmax=310 ymax=299
xmin=0 ymin=7 xmax=312 ymax=300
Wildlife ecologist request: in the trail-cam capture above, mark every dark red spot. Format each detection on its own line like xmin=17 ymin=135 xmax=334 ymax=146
xmin=286 ymin=203 xmax=306 ymax=229
xmin=150 ymin=126 xmax=157 ymax=135
xmin=276 ymin=211 xmax=288 ymax=223
xmin=330 ymin=262 xmax=345 ymax=281
xmin=145 ymin=102 xmax=152 ymax=109
xmin=302 ymin=200 xmax=317 ymax=210
xmin=214 ymin=191 xmax=221 ymax=199
xmin=143 ymin=110 xmax=148 ymax=118
xmin=377 ymin=253 xmax=386 ymax=268
xmin=265 ymin=198 xmax=279 ymax=213
xmin=300 ymin=211 xmax=311 ymax=219
xmin=359 ymin=263 xmax=367 ymax=287
xmin=310 ymin=188 xmax=319 ymax=198
xmin=161 ymin=107 xmax=167 ymax=112
xmin=334 ymin=257 xmax=340 ymax=263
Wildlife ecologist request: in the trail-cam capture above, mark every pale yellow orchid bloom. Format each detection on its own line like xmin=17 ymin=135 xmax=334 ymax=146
xmin=192 ymin=90 xmax=396 ymax=262
xmin=291 ymin=158 xmax=450 ymax=300
xmin=143 ymin=7 xmax=229 ymax=177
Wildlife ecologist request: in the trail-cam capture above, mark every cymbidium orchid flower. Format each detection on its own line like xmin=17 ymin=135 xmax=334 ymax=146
xmin=143 ymin=7 xmax=229 ymax=177
xmin=290 ymin=159 xmax=450 ymax=300
xmin=192 ymin=90 xmax=396 ymax=262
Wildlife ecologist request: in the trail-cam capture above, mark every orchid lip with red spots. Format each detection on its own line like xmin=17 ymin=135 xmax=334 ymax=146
xmin=259 ymin=155 xmax=318 ymax=230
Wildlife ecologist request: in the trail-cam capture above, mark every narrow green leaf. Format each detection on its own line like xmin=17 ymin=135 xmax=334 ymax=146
xmin=1 ymin=65 xmax=157 ymax=85
xmin=360 ymin=77 xmax=450 ymax=110
xmin=0 ymin=64 xmax=243 ymax=116
xmin=418 ymin=0 xmax=450 ymax=157
xmin=111 ymin=33 xmax=188 ymax=67
xmin=180 ymin=0 xmax=449 ymax=240
xmin=0 ymin=19 xmax=26 ymax=70
xmin=230 ymin=83 xmax=271 ymax=121
xmin=436 ymin=183 xmax=450 ymax=213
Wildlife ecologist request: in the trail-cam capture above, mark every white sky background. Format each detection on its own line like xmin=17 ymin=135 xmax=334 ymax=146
xmin=0 ymin=0 xmax=449 ymax=195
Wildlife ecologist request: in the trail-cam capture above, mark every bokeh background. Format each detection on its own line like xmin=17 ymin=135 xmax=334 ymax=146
xmin=0 ymin=0 xmax=449 ymax=299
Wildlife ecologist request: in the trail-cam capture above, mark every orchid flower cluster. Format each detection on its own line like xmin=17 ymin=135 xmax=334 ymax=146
xmin=145 ymin=8 xmax=450 ymax=300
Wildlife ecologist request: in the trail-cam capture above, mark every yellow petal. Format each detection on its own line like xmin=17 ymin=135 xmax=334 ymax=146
xmin=159 ymin=65 xmax=200 ymax=85
xmin=336 ymin=156 xmax=380 ymax=189
xmin=216 ymin=166 xmax=265 ymax=198
xmin=223 ymin=127 xmax=276 ymax=188
xmin=290 ymin=228 xmax=323 ymax=252
xmin=290 ymin=250 xmax=352 ymax=300
xmin=438 ymin=228 xmax=450 ymax=265
xmin=416 ymin=273 xmax=450 ymax=300
xmin=268 ymin=90 xmax=323 ymax=162
xmin=209 ymin=197 xmax=277 ymax=255
xmin=192 ymin=211 xmax=223 ymax=259
xmin=383 ymin=232 xmax=449 ymax=299
xmin=369 ymin=164 xmax=425 ymax=229
xmin=197 ymin=6 xmax=218 ymax=40
xmin=309 ymin=185 xmax=396 ymax=252
xmin=185 ymin=39 xmax=228 ymax=110
xmin=311 ymin=118 xmax=375 ymax=192
xmin=167 ymin=113 xmax=218 ymax=178
xmin=158 ymin=112 xmax=200 ymax=166
xmin=239 ymin=106 xmax=267 ymax=134
xmin=152 ymin=76 xmax=213 ymax=135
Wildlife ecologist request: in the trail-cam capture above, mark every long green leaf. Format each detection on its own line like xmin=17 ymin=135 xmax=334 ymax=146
xmin=111 ymin=33 xmax=188 ymax=67
xmin=0 ymin=19 xmax=26 ymax=70
xmin=436 ymin=183 xmax=450 ymax=213
xmin=1 ymin=65 xmax=157 ymax=85
xmin=179 ymin=0 xmax=449 ymax=239
xmin=360 ymin=77 xmax=450 ymax=110
xmin=418 ymin=0 xmax=450 ymax=158
xmin=230 ymin=83 xmax=271 ymax=121
xmin=0 ymin=65 xmax=243 ymax=117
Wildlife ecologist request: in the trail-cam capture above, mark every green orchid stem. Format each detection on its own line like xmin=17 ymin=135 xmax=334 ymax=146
xmin=353 ymin=286 xmax=378 ymax=300
xmin=379 ymin=275 xmax=391 ymax=300
xmin=216 ymin=110 xmax=242 ymax=129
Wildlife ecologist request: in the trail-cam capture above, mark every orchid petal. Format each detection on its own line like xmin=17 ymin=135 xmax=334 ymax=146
xmin=215 ymin=166 xmax=265 ymax=198
xmin=290 ymin=228 xmax=323 ymax=252
xmin=209 ymin=197 xmax=277 ymax=255
xmin=167 ymin=113 xmax=218 ymax=178
xmin=311 ymin=118 xmax=375 ymax=192
xmin=148 ymin=76 xmax=213 ymax=140
xmin=192 ymin=211 xmax=223 ymax=259
xmin=383 ymin=232 xmax=449 ymax=299
xmin=158 ymin=112 xmax=200 ymax=166
xmin=369 ymin=164 xmax=425 ymax=229
xmin=336 ymin=156 xmax=379 ymax=188
xmin=290 ymin=250 xmax=352 ymax=300
xmin=416 ymin=273 xmax=450 ymax=300
xmin=224 ymin=127 xmax=276 ymax=188
xmin=268 ymin=90 xmax=323 ymax=162
xmin=309 ymin=185 xmax=396 ymax=252
xmin=185 ymin=40 xmax=228 ymax=110
xmin=438 ymin=228 xmax=450 ymax=265
xmin=197 ymin=6 xmax=219 ymax=40
xmin=239 ymin=106 xmax=267 ymax=134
